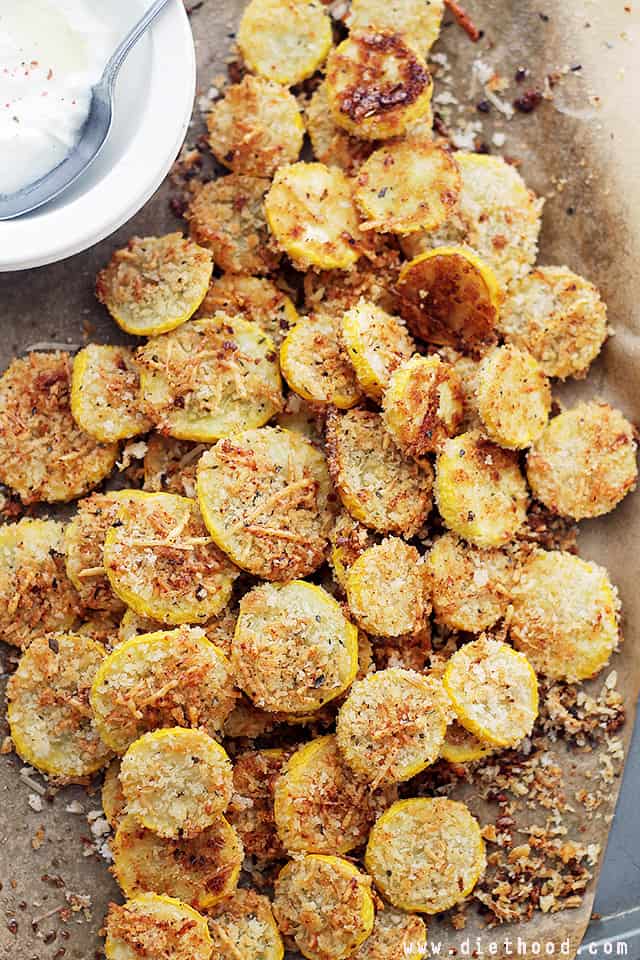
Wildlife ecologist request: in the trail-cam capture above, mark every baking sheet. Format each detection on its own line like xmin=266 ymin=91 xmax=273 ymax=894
xmin=1 ymin=1 xmax=640 ymax=957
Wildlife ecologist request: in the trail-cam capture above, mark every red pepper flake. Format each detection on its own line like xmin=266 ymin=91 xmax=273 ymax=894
xmin=513 ymin=89 xmax=543 ymax=113
xmin=443 ymin=0 xmax=481 ymax=41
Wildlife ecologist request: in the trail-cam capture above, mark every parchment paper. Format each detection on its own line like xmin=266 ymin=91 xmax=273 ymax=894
xmin=1 ymin=2 xmax=639 ymax=958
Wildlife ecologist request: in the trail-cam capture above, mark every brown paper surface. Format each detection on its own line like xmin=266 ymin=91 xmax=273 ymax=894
xmin=1 ymin=1 xmax=639 ymax=957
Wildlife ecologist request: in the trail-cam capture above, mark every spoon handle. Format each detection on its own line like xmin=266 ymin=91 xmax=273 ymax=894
xmin=101 ymin=0 xmax=174 ymax=90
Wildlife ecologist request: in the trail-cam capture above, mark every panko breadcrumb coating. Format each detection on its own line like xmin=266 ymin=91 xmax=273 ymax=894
xmin=227 ymin=748 xmax=291 ymax=861
xmin=326 ymin=29 xmax=433 ymax=141
xmin=96 ymin=234 xmax=213 ymax=336
xmin=336 ymin=668 xmax=448 ymax=783
xmin=355 ymin=139 xmax=460 ymax=235
xmin=305 ymin=81 xmax=375 ymax=175
xmin=103 ymin=492 xmax=238 ymax=626
xmin=104 ymin=894 xmax=212 ymax=960
xmin=119 ymin=727 xmax=233 ymax=838
xmin=208 ymin=75 xmax=304 ymax=177
xmin=186 ymin=175 xmax=279 ymax=275
xmin=347 ymin=0 xmax=444 ymax=53
xmin=0 ymin=352 xmax=118 ymax=503
xmin=351 ymin=907 xmax=427 ymax=960
xmin=426 ymin=532 xmax=514 ymax=632
xmin=208 ymin=888 xmax=284 ymax=960
xmin=510 ymin=550 xmax=620 ymax=682
xmin=90 ymin=626 xmax=237 ymax=753
xmin=197 ymin=426 xmax=334 ymax=581
xmin=280 ymin=313 xmax=363 ymax=409
xmin=499 ymin=265 xmax=609 ymax=379
xmin=443 ymin=636 xmax=539 ymax=747
xmin=232 ymin=581 xmax=358 ymax=714
xmin=237 ymin=0 xmax=332 ymax=86
xmin=382 ymin=354 xmax=464 ymax=457
xmin=365 ymin=797 xmax=485 ymax=913
xmin=345 ymin=538 xmax=430 ymax=637
xmin=526 ymin=401 xmax=638 ymax=520
xmin=440 ymin=721 xmax=494 ymax=764
xmin=8 ymin=632 xmax=111 ymax=780
xmin=0 ymin=518 xmax=79 ymax=649
xmin=143 ymin=435 xmax=206 ymax=499
xmin=341 ymin=299 xmax=415 ymax=402
xmin=265 ymin=163 xmax=364 ymax=271
xmin=326 ymin=408 xmax=433 ymax=538
xmin=435 ymin=430 xmax=528 ymax=547
xmin=273 ymin=735 xmax=395 ymax=854
xmin=274 ymin=855 xmax=374 ymax=960
xmin=71 ymin=344 xmax=152 ymax=443
xmin=64 ymin=493 xmax=129 ymax=615
xmin=197 ymin=273 xmax=298 ymax=346
xmin=137 ymin=315 xmax=283 ymax=442
xmin=112 ymin=813 xmax=242 ymax=911
xmin=477 ymin=344 xmax=551 ymax=450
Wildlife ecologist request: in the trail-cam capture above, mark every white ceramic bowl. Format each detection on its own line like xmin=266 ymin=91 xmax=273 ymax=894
xmin=0 ymin=0 xmax=195 ymax=272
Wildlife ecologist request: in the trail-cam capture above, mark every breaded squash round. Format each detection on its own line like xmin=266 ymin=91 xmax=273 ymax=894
xmin=207 ymin=75 xmax=304 ymax=177
xmin=526 ymin=401 xmax=638 ymax=520
xmin=196 ymin=426 xmax=333 ymax=581
xmin=238 ymin=0 xmax=332 ymax=86
xmin=64 ymin=492 xmax=129 ymax=615
xmin=329 ymin=510 xmax=377 ymax=590
xmin=440 ymin=721 xmax=494 ymax=764
xmin=305 ymin=81 xmax=375 ymax=175
xmin=396 ymin=247 xmax=500 ymax=355
xmin=274 ymin=855 xmax=374 ymax=960
xmin=143 ymin=435 xmax=204 ymax=499
xmin=426 ymin=532 xmax=513 ymax=632
xmin=117 ymin=604 xmax=237 ymax=658
xmin=336 ymin=668 xmax=448 ymax=783
xmin=341 ymin=299 xmax=415 ymax=401
xmin=90 ymin=626 xmax=236 ymax=753
xmin=232 ymin=581 xmax=358 ymax=714
xmin=499 ymin=265 xmax=609 ymax=379
xmin=227 ymin=748 xmax=290 ymax=861
xmin=0 ymin=352 xmax=118 ymax=504
xmin=0 ymin=518 xmax=79 ymax=649
xmin=103 ymin=491 xmax=238 ymax=625
xmin=477 ymin=345 xmax=551 ymax=450
xmin=326 ymin=408 xmax=433 ymax=537
xmin=102 ymin=759 xmax=126 ymax=829
xmin=280 ymin=313 xmax=362 ymax=409
xmin=273 ymin=735 xmax=394 ymax=854
xmin=186 ymin=175 xmax=279 ymax=275
xmin=434 ymin=430 xmax=528 ymax=547
xmin=443 ymin=637 xmax=539 ymax=747
xmin=71 ymin=344 xmax=152 ymax=443
xmin=120 ymin=727 xmax=232 ymax=839
xmin=355 ymin=139 xmax=460 ymax=235
xmin=7 ymin=632 xmax=111 ymax=780
xmin=96 ymin=234 xmax=213 ymax=336
xmin=209 ymin=888 xmax=284 ymax=960
xmin=382 ymin=354 xmax=464 ymax=457
xmin=365 ymin=797 xmax=485 ymax=913
xmin=137 ymin=315 xmax=283 ymax=442
xmin=197 ymin=274 xmax=298 ymax=346
xmin=351 ymin=907 xmax=427 ymax=960
xmin=104 ymin=894 xmax=212 ymax=960
xmin=349 ymin=0 xmax=443 ymax=51
xmin=326 ymin=29 xmax=433 ymax=140
xmin=112 ymin=813 xmax=242 ymax=911
xmin=345 ymin=538 xmax=429 ymax=637
xmin=265 ymin=163 xmax=363 ymax=271
xmin=509 ymin=550 xmax=620 ymax=682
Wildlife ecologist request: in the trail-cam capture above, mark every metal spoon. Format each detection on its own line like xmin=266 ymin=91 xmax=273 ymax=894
xmin=0 ymin=0 xmax=173 ymax=221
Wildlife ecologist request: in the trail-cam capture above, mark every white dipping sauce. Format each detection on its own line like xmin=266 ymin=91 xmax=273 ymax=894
xmin=0 ymin=0 xmax=115 ymax=195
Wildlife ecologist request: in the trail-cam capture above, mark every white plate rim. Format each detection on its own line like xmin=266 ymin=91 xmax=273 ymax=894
xmin=0 ymin=0 xmax=195 ymax=272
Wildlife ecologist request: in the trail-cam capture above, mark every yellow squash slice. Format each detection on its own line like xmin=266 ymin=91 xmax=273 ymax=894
xmin=64 ymin=492 xmax=130 ymax=615
xmin=477 ymin=345 xmax=551 ymax=449
xmin=280 ymin=313 xmax=362 ymax=408
xmin=365 ymin=797 xmax=485 ymax=913
xmin=345 ymin=537 xmax=429 ymax=637
xmin=382 ymin=354 xmax=464 ymax=457
xmin=137 ymin=315 xmax=283 ymax=442
xmin=197 ymin=273 xmax=298 ymax=346
xmin=71 ymin=344 xmax=152 ymax=443
xmin=274 ymin=855 xmax=375 ymax=960
xmin=347 ymin=0 xmax=444 ymax=53
xmin=96 ymin=234 xmax=213 ymax=336
xmin=237 ymin=0 xmax=332 ymax=86
xmin=104 ymin=894 xmax=212 ymax=960
xmin=351 ymin=907 xmax=427 ymax=960
xmin=341 ymin=299 xmax=415 ymax=401
xmin=440 ymin=721 xmax=494 ymax=764
xmin=227 ymin=748 xmax=290 ymax=861
xmin=209 ymin=888 xmax=284 ymax=960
